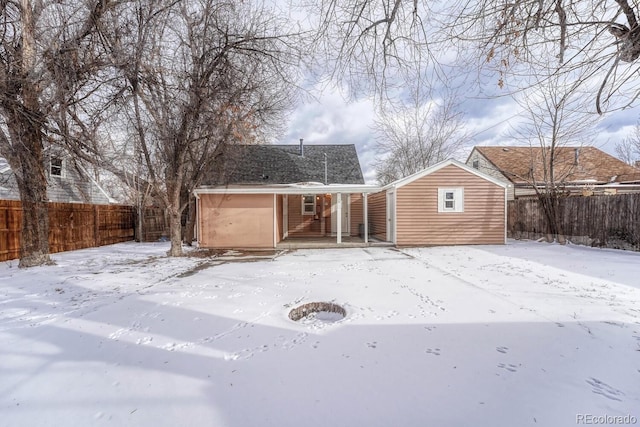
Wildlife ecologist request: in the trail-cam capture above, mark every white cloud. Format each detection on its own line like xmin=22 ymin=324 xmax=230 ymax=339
xmin=277 ymin=81 xmax=640 ymax=185
xmin=279 ymin=85 xmax=378 ymax=182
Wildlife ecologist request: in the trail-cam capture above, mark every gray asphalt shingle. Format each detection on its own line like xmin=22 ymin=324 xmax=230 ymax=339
xmin=203 ymin=144 xmax=365 ymax=185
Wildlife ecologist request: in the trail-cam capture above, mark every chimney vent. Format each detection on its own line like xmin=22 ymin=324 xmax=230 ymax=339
xmin=574 ymin=148 xmax=580 ymax=165
xmin=299 ymin=138 xmax=304 ymax=157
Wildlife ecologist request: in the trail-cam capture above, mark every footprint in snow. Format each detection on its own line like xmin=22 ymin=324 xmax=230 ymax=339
xmin=425 ymin=348 xmax=441 ymax=356
xmin=109 ymin=328 xmax=127 ymax=340
xmin=497 ymin=363 xmax=518 ymax=372
xmin=366 ymin=341 xmax=377 ymax=349
xmin=136 ymin=336 xmax=153 ymax=345
xmin=586 ymin=377 xmax=625 ymax=402
xmin=496 ymin=346 xmax=508 ymax=354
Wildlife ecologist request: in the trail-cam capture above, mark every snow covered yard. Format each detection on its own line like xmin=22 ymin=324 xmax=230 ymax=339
xmin=1 ymin=241 xmax=639 ymax=427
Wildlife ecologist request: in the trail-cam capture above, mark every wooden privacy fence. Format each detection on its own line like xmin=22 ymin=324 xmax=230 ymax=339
xmin=508 ymin=194 xmax=640 ymax=251
xmin=138 ymin=207 xmax=168 ymax=242
xmin=0 ymin=201 xmax=135 ymax=262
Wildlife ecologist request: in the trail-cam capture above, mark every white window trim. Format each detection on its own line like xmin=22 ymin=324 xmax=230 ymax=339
xmin=438 ymin=188 xmax=464 ymax=213
xmin=301 ymin=194 xmax=316 ymax=216
xmin=50 ymin=157 xmax=65 ymax=178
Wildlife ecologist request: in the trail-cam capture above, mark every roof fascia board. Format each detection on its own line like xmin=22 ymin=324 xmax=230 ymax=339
xmin=382 ymin=159 xmax=509 ymax=190
xmin=194 ymin=184 xmax=381 ymax=195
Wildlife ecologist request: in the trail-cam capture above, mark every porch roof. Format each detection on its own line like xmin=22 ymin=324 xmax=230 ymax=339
xmin=194 ymin=183 xmax=381 ymax=196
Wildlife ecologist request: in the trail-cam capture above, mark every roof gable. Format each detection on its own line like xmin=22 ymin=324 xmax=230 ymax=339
xmin=383 ymin=159 xmax=508 ymax=190
xmin=203 ymin=144 xmax=365 ymax=186
xmin=473 ymin=146 xmax=640 ymax=184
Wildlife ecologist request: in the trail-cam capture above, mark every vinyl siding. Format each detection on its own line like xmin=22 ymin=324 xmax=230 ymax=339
xmin=350 ymin=193 xmax=363 ymax=236
xmin=466 ymin=150 xmax=514 ymax=200
xmin=198 ymin=194 xmax=274 ymax=248
xmin=396 ymin=164 xmax=505 ymax=246
xmin=0 ymin=157 xmax=111 ymax=204
xmin=287 ymin=194 xmax=322 ymax=237
xmin=367 ymin=191 xmax=387 ymax=241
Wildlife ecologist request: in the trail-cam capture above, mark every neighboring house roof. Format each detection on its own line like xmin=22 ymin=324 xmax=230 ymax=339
xmin=383 ymin=159 xmax=509 ymax=190
xmin=471 ymin=146 xmax=640 ymax=184
xmin=0 ymin=156 xmax=113 ymax=204
xmin=201 ymin=144 xmax=365 ymax=186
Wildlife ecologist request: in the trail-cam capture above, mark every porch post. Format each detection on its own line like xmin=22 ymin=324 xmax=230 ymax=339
xmin=363 ymin=192 xmax=368 ymax=244
xmin=336 ymin=192 xmax=342 ymax=244
xmin=283 ymin=195 xmax=288 ymax=239
xmin=273 ymin=194 xmax=277 ymax=248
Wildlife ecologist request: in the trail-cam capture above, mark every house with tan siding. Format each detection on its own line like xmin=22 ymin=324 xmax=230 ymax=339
xmin=368 ymin=159 xmax=508 ymax=246
xmin=194 ymin=144 xmax=508 ymax=249
xmin=194 ymin=142 xmax=379 ymax=249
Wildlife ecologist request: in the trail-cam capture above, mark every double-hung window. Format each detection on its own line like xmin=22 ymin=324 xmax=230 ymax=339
xmin=302 ymin=195 xmax=315 ymax=215
xmin=438 ymin=188 xmax=464 ymax=213
xmin=50 ymin=157 xmax=64 ymax=178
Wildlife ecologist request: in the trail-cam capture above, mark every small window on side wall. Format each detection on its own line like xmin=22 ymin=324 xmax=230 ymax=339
xmin=472 ymin=160 xmax=479 ymax=169
xmin=302 ymin=194 xmax=315 ymax=215
xmin=50 ymin=157 xmax=64 ymax=177
xmin=438 ymin=188 xmax=464 ymax=213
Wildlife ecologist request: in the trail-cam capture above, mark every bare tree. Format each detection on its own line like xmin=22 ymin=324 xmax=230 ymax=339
xmin=0 ymin=0 xmax=118 ymax=267
xmin=449 ymin=0 xmax=640 ymax=113
xmin=616 ymin=121 xmax=640 ymax=166
xmin=310 ymin=1 xmax=640 ymax=113
xmin=373 ymin=86 xmax=469 ymax=184
xmin=508 ymin=74 xmax=601 ymax=243
xmin=310 ymin=0 xmax=445 ymax=97
xmin=106 ymin=0 xmax=301 ymax=256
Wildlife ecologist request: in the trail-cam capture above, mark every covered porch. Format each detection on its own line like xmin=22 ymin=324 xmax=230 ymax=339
xmin=195 ymin=183 xmax=383 ymax=249
xmin=276 ymin=236 xmax=393 ymax=250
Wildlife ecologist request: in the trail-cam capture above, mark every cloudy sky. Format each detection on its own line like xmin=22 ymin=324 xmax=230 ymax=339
xmin=271 ymin=0 xmax=640 ymax=185
xmin=278 ymin=83 xmax=640 ymax=184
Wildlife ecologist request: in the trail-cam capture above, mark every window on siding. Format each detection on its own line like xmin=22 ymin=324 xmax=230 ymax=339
xmin=438 ymin=188 xmax=464 ymax=213
xmin=50 ymin=157 xmax=64 ymax=177
xmin=302 ymin=194 xmax=315 ymax=215
xmin=472 ymin=160 xmax=479 ymax=169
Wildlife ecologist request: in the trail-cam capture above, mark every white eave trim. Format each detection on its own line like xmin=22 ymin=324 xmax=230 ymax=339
xmin=382 ymin=159 xmax=510 ymax=191
xmin=194 ymin=183 xmax=381 ymax=196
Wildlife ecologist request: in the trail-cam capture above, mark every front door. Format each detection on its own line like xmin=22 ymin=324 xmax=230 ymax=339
xmin=386 ymin=191 xmax=395 ymax=243
xmin=331 ymin=193 xmax=350 ymax=236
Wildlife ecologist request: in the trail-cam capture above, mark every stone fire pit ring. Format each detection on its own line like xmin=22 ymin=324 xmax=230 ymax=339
xmin=288 ymin=302 xmax=346 ymax=322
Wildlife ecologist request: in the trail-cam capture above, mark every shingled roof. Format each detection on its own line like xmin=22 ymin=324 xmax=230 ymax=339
xmin=473 ymin=146 xmax=640 ymax=184
xmin=202 ymin=144 xmax=365 ymax=186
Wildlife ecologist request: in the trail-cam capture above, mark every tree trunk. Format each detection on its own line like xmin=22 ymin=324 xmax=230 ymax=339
xmin=11 ymin=0 xmax=52 ymax=267
xmin=10 ymin=118 xmax=53 ymax=268
xmin=183 ymin=196 xmax=197 ymax=246
xmin=166 ymin=205 xmax=183 ymax=257
xmin=18 ymin=185 xmax=52 ymax=268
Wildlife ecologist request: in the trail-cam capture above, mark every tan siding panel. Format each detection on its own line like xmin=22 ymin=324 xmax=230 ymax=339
xmin=199 ymin=194 xmax=274 ymax=248
xmin=350 ymin=194 xmax=363 ymax=236
xmin=367 ymin=191 xmax=387 ymax=241
xmin=396 ymin=165 xmax=505 ymax=245
xmin=288 ymin=195 xmax=322 ymax=237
